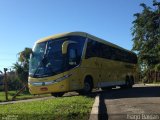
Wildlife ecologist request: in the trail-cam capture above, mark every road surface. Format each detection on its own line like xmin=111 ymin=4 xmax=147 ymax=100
xmin=98 ymin=84 xmax=160 ymax=120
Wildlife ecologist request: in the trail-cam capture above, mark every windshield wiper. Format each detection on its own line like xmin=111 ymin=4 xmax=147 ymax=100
xmin=33 ymin=56 xmax=46 ymax=77
xmin=33 ymin=42 xmax=48 ymax=77
xmin=32 ymin=42 xmax=57 ymax=78
xmin=33 ymin=56 xmax=57 ymax=77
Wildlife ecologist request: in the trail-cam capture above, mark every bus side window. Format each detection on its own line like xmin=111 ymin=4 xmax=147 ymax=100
xmin=68 ymin=48 xmax=77 ymax=66
xmin=85 ymin=39 xmax=99 ymax=59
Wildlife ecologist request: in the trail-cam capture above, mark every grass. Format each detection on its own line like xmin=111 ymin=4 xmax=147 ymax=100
xmin=136 ymin=81 xmax=160 ymax=84
xmin=0 ymin=91 xmax=51 ymax=102
xmin=0 ymin=96 xmax=94 ymax=120
xmin=153 ymin=81 xmax=160 ymax=84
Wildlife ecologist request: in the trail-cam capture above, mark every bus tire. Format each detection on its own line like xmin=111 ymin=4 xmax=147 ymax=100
xmin=51 ymin=92 xmax=64 ymax=97
xmin=126 ymin=76 xmax=133 ymax=88
xmin=101 ymin=86 xmax=112 ymax=91
xmin=121 ymin=76 xmax=132 ymax=89
xmin=130 ymin=76 xmax=134 ymax=85
xmin=83 ymin=76 xmax=93 ymax=94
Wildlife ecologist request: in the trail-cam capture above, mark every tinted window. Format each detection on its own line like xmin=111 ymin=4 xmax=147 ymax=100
xmin=29 ymin=36 xmax=86 ymax=78
xmin=65 ymin=36 xmax=86 ymax=70
xmin=69 ymin=36 xmax=86 ymax=59
xmin=85 ymin=39 xmax=100 ymax=58
xmin=99 ymin=43 xmax=112 ymax=59
xmin=85 ymin=39 xmax=137 ymax=64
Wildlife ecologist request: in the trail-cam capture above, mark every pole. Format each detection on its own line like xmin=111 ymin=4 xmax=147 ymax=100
xmin=4 ymin=68 xmax=8 ymax=101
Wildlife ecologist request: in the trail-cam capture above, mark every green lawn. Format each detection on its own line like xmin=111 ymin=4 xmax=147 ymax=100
xmin=0 ymin=91 xmax=51 ymax=102
xmin=0 ymin=96 xmax=94 ymax=120
xmin=153 ymin=82 xmax=160 ymax=84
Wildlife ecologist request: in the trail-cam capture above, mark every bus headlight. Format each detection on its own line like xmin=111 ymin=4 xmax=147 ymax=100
xmin=29 ymin=74 xmax=72 ymax=86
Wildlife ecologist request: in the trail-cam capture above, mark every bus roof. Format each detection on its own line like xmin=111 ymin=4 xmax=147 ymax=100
xmin=36 ymin=31 xmax=135 ymax=55
xmin=36 ymin=32 xmax=87 ymax=43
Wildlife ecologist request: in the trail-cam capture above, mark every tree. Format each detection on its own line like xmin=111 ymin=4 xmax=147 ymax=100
xmin=13 ymin=48 xmax=32 ymax=85
xmin=132 ymin=0 xmax=160 ymax=78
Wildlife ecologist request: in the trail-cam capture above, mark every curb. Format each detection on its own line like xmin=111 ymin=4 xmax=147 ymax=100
xmin=145 ymin=84 xmax=160 ymax=86
xmin=89 ymin=94 xmax=99 ymax=120
xmin=0 ymin=96 xmax=53 ymax=105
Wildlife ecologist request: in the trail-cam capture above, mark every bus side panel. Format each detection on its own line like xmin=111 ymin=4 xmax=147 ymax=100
xmin=79 ymin=57 xmax=100 ymax=88
xmin=97 ymin=58 xmax=136 ymax=87
xmin=64 ymin=68 xmax=83 ymax=91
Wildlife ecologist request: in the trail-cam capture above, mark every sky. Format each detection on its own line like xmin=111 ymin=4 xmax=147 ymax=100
xmin=0 ymin=0 xmax=156 ymax=72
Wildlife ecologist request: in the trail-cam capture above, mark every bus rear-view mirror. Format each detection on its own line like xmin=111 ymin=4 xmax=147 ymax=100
xmin=62 ymin=41 xmax=77 ymax=54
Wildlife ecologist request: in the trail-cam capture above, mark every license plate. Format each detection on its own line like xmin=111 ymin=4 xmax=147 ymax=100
xmin=40 ymin=87 xmax=48 ymax=91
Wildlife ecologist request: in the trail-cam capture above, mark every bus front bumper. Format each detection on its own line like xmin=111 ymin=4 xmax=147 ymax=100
xmin=28 ymin=77 xmax=70 ymax=95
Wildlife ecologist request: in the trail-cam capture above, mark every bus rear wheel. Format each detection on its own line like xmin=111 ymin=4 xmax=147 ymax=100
xmin=130 ymin=76 xmax=134 ymax=85
xmin=127 ymin=76 xmax=133 ymax=88
xmin=51 ymin=92 xmax=64 ymax=97
xmin=121 ymin=76 xmax=133 ymax=89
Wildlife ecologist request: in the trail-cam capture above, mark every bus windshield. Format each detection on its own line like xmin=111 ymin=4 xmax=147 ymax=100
xmin=29 ymin=36 xmax=85 ymax=78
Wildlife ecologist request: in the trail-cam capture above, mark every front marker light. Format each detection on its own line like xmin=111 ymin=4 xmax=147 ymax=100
xmin=55 ymin=74 xmax=72 ymax=83
xmin=29 ymin=74 xmax=72 ymax=86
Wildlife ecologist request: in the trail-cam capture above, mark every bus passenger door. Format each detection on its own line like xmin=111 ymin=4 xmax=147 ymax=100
xmin=69 ymin=68 xmax=82 ymax=90
xmin=67 ymin=43 xmax=82 ymax=90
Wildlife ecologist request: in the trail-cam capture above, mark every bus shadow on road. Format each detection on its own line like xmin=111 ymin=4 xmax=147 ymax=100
xmin=64 ymin=86 xmax=160 ymax=99
xmin=84 ymin=85 xmax=160 ymax=100
xmin=100 ymin=86 xmax=160 ymax=99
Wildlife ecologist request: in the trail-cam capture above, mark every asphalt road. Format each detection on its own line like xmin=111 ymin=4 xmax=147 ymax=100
xmin=98 ymin=84 xmax=160 ymax=120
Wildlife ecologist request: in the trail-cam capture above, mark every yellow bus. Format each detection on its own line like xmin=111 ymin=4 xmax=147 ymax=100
xmin=28 ymin=32 xmax=137 ymax=97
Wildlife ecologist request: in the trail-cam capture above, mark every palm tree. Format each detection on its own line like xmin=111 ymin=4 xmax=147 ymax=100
xmin=12 ymin=48 xmax=32 ymax=100
xmin=13 ymin=47 xmax=32 ymax=84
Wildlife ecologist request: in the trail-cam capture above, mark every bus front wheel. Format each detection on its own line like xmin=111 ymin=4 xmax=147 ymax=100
xmin=83 ymin=77 xmax=93 ymax=94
